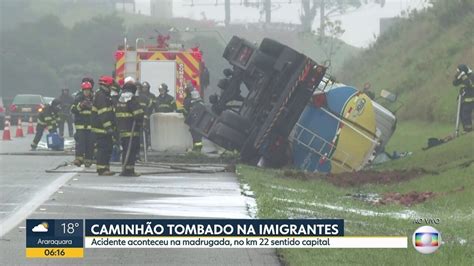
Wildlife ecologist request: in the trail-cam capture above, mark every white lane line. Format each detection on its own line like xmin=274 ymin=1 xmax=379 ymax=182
xmin=0 ymin=172 xmax=77 ymax=238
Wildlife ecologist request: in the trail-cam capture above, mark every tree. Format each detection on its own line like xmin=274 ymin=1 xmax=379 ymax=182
xmin=300 ymin=0 xmax=386 ymax=37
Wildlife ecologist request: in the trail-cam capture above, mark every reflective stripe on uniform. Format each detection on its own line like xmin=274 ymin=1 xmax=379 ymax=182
xmin=44 ymin=117 xmax=53 ymax=121
xmin=464 ymin=97 xmax=474 ymax=102
xmin=98 ymin=107 xmax=113 ymax=115
xmin=75 ymin=125 xmax=91 ymax=130
xmin=96 ymin=164 xmax=109 ymax=170
xmin=116 ymin=112 xmax=133 ymax=118
xmin=92 ymin=128 xmax=106 ymax=134
xmin=120 ymin=132 xmax=140 ymax=138
xmin=158 ymin=104 xmax=170 ymax=108
xmin=80 ymin=110 xmax=92 ymax=115
xmin=103 ymin=121 xmax=112 ymax=128
xmin=133 ymin=109 xmax=144 ymax=115
xmin=193 ymin=142 xmax=203 ymax=147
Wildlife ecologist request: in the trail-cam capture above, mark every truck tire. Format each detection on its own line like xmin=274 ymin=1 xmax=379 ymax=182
xmin=209 ymin=122 xmax=246 ymax=150
xmin=218 ymin=110 xmax=251 ymax=133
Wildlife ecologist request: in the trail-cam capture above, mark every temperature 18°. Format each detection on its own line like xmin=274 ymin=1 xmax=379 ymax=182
xmin=61 ymin=222 xmax=80 ymax=234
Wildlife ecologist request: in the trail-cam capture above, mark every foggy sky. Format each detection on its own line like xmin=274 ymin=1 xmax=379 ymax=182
xmin=135 ymin=0 xmax=428 ymax=47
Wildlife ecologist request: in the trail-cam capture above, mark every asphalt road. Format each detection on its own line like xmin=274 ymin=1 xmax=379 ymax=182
xmin=0 ymin=131 xmax=279 ymax=265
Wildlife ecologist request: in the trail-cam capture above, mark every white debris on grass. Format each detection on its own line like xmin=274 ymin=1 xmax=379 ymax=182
xmin=241 ymin=183 xmax=254 ymax=196
xmin=274 ymin=197 xmax=419 ymax=220
xmin=240 ymin=183 xmax=258 ymax=218
xmin=268 ymin=184 xmax=309 ymax=194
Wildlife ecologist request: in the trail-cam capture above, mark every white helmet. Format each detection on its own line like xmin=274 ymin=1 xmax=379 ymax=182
xmin=124 ymin=76 xmax=136 ymax=84
xmin=191 ymin=90 xmax=201 ymax=100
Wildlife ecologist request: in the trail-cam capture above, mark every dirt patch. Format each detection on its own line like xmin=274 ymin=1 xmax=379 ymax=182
xmin=379 ymin=191 xmax=437 ymax=206
xmin=282 ymin=168 xmax=435 ymax=187
xmin=378 ymin=186 xmax=465 ymax=206
xmin=348 ymin=186 xmax=465 ymax=206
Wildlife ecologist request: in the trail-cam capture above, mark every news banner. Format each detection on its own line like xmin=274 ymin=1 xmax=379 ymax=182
xmin=26 ymin=219 xmax=407 ymax=258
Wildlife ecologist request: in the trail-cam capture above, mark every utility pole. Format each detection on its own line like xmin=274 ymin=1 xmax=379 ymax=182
xmin=264 ymin=0 xmax=271 ymax=24
xmin=225 ymin=0 xmax=231 ymax=27
xmin=319 ymin=0 xmax=325 ymax=38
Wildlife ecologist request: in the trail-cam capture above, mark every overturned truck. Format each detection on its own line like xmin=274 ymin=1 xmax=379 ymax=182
xmin=185 ymin=36 xmax=327 ymax=166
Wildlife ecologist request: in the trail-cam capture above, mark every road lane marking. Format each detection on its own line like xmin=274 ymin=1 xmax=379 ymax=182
xmin=0 ymin=172 xmax=77 ymax=238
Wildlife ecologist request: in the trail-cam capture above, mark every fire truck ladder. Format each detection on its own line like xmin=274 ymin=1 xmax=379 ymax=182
xmin=290 ymin=122 xmax=354 ymax=172
xmin=122 ymin=38 xmax=140 ymax=80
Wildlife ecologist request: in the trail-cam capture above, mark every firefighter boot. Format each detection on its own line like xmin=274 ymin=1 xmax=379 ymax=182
xmin=120 ymin=170 xmax=140 ymax=177
xmin=98 ymin=170 xmax=115 ymax=176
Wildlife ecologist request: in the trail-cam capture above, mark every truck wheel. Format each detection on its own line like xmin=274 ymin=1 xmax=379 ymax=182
xmin=219 ymin=110 xmax=251 ymax=133
xmin=209 ymin=122 xmax=246 ymax=150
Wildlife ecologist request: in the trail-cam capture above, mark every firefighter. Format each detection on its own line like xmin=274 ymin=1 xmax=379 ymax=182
xmin=71 ymin=81 xmax=94 ymax=167
xmin=155 ymin=83 xmax=177 ymax=113
xmin=140 ymin=81 xmax=156 ymax=110
xmin=453 ymin=64 xmax=474 ymax=132
xmin=110 ymin=80 xmax=122 ymax=162
xmin=92 ymin=76 xmax=116 ymax=176
xmin=30 ymin=99 xmax=61 ymax=150
xmin=183 ymin=82 xmax=194 ymax=116
xmin=115 ymin=82 xmax=145 ymax=176
xmin=138 ymin=81 xmax=155 ymax=150
xmin=363 ymin=82 xmax=375 ymax=100
xmin=200 ymin=60 xmax=210 ymax=97
xmin=82 ymin=77 xmax=95 ymax=89
xmin=183 ymin=86 xmax=203 ymax=152
xmin=58 ymin=88 xmax=75 ymax=137
xmin=110 ymin=80 xmax=121 ymax=106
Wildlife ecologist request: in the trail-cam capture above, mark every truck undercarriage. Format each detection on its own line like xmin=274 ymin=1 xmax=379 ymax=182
xmin=185 ymin=36 xmax=327 ymax=166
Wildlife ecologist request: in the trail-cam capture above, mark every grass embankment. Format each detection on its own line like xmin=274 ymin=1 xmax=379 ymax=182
xmin=338 ymin=5 xmax=474 ymax=124
xmin=237 ymin=122 xmax=473 ymax=265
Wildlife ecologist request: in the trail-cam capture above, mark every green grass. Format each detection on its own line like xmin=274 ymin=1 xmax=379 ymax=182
xmin=237 ymin=123 xmax=473 ymax=265
xmin=338 ymin=8 xmax=474 ymax=124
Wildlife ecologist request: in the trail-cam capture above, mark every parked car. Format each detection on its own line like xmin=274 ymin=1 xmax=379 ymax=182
xmin=9 ymin=94 xmax=46 ymax=124
xmin=0 ymin=97 xmax=5 ymax=130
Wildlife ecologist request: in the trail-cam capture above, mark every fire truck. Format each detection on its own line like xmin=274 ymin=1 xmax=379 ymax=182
xmin=113 ymin=35 xmax=205 ymax=108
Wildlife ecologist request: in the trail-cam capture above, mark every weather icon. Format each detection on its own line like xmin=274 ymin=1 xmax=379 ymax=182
xmin=32 ymin=222 xmax=49 ymax=233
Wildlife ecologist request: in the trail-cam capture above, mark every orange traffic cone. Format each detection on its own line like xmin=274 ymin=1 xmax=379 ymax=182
xmin=27 ymin=117 xmax=35 ymax=134
xmin=3 ymin=120 xmax=11 ymax=140
xmin=15 ymin=118 xmax=24 ymax=137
